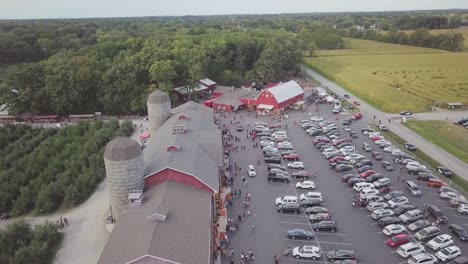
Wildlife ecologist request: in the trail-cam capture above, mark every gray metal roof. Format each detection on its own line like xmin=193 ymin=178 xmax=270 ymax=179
xmin=267 ymin=80 xmax=304 ymax=103
xmin=97 ymin=181 xmax=212 ymax=264
xmin=148 ymin=89 xmax=171 ymax=104
xmin=144 ymin=101 xmax=223 ymax=192
xmin=104 ymin=137 xmax=142 ymax=161
xmin=213 ymin=88 xmax=257 ymax=107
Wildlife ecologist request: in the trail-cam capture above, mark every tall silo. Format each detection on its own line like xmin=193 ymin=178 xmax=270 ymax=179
xmin=147 ymin=89 xmax=171 ymax=131
xmin=104 ymin=137 xmax=145 ymax=218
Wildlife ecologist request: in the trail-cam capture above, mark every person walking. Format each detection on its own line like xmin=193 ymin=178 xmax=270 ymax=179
xmin=274 ymin=254 xmax=280 ymax=264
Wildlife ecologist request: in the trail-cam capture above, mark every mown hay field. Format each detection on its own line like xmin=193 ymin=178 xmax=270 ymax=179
xmin=406 ymin=120 xmax=468 ymax=163
xmin=305 ymin=39 xmax=468 ymax=113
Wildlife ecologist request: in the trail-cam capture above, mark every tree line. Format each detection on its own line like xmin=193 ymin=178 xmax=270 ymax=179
xmin=0 ymin=120 xmax=133 ymax=215
xmin=0 ymin=220 xmax=62 ymax=264
xmin=0 ymin=17 xmax=346 ymax=115
xmin=341 ymin=28 xmax=465 ymax=52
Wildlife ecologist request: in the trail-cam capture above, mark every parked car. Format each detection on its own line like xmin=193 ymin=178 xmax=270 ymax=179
xmin=415 ymin=226 xmax=441 ymax=241
xmin=335 ymin=164 xmax=353 ymax=172
xmin=427 ymin=205 xmax=449 ymax=224
xmin=383 ymin=224 xmax=406 ymax=236
xmin=360 ymin=170 xmax=377 ymax=178
xmin=435 ymin=246 xmax=461 ymax=262
xmin=371 ymin=209 xmax=395 ymax=220
xmin=267 ymin=173 xmax=291 ymax=183
xmin=441 ymin=192 xmax=460 ymax=200
xmin=408 ymin=253 xmax=437 ymax=264
xmin=265 ymin=156 xmax=281 ymax=164
xmin=449 ymin=224 xmax=468 ymax=241
xmin=341 ymin=174 xmax=358 ymax=182
xmin=327 ymin=250 xmax=356 ymax=261
xmin=283 ymin=153 xmax=300 ymax=161
xmin=437 ymin=166 xmax=453 ymax=178
xmin=388 ymin=196 xmax=409 ymax=209
xmin=427 ymin=234 xmax=454 ymax=250
xmin=305 ymin=206 xmax=328 ymax=215
xmin=309 ymin=213 xmax=331 ymax=223
xmin=407 ymin=219 xmax=431 ymax=232
xmin=292 ymin=170 xmax=311 ymax=179
xmin=287 ymin=228 xmax=314 ymax=240
xmin=367 ymin=202 xmax=389 ymax=212
xmin=393 ymin=204 xmax=417 ymax=215
xmin=292 ymin=245 xmax=322 ymax=260
xmin=277 ymin=203 xmax=301 ymax=214
xmin=301 ymin=198 xmax=322 ymax=208
xmin=387 ymin=234 xmax=410 ymax=248
xmin=356 ymin=165 xmax=373 ymax=173
xmin=405 ymin=143 xmax=417 ymax=151
xmin=378 ymin=216 xmax=402 ymax=228
xmin=372 ymin=151 xmax=383 ymax=160
xmin=417 ymin=173 xmax=437 ymax=181
xmin=397 ymin=242 xmax=425 ymax=258
xmin=379 ymin=124 xmax=389 ymax=131
xmin=366 ymin=173 xmax=384 ymax=183
xmin=428 ymin=179 xmax=447 ymax=188
xmin=400 ymin=111 xmax=413 ymax=115
xmin=296 ymin=181 xmax=316 ymax=190
xmin=381 ymin=161 xmax=394 ymax=171
xmin=313 ymin=220 xmax=337 ymax=232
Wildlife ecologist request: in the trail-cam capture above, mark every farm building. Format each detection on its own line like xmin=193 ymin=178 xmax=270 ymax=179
xmin=447 ymin=102 xmax=464 ymax=109
xmin=255 ymin=80 xmax=304 ymax=111
xmin=208 ymin=87 xmax=259 ymax=112
xmin=172 ymin=78 xmax=218 ymax=102
xmin=99 ymin=92 xmax=223 ymax=264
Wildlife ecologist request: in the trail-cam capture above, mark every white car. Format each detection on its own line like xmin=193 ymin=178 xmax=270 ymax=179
xmin=388 ymin=196 xmax=409 ymax=209
xmin=379 ymin=124 xmax=389 ymax=131
xmin=292 ymin=245 xmax=322 ymax=260
xmin=397 ymin=242 xmax=425 ymax=258
xmin=299 ymin=192 xmax=323 ymax=201
xmin=406 ymin=162 xmax=426 ymax=171
xmin=262 ymin=146 xmax=278 ymax=152
xmin=311 ymin=116 xmax=324 ymax=122
xmin=383 ymin=146 xmax=398 ymax=153
xmin=368 ymin=132 xmax=381 ymax=138
xmin=296 ymin=181 xmax=316 ymax=190
xmin=345 ymin=153 xmax=365 ymax=161
xmin=435 ymin=246 xmax=461 ymax=262
xmin=350 ymin=157 xmax=366 ymax=165
xmin=458 ymin=204 xmax=468 ymax=215
xmin=255 ymin=121 xmax=267 ymax=126
xmin=383 ymin=224 xmax=406 ymax=236
xmin=343 ymin=126 xmax=351 ymax=132
xmin=371 ymin=209 xmax=394 ymax=220
xmin=248 ymin=165 xmax=256 ymax=177
xmin=260 ymin=140 xmax=275 ymax=147
xmin=360 ymin=188 xmax=380 ymax=199
xmin=427 ymin=234 xmax=453 ymax=251
xmin=288 ymin=162 xmax=304 ymax=169
xmin=440 ymin=192 xmax=460 ymax=200
xmin=367 ymin=202 xmax=388 ymax=212
xmin=278 ymin=142 xmax=293 ymax=147
xmin=408 ymin=253 xmax=437 ymax=264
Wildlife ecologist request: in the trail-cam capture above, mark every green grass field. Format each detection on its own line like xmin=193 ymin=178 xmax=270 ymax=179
xmin=406 ymin=120 xmax=468 ymax=163
xmin=305 ymin=38 xmax=468 ymax=112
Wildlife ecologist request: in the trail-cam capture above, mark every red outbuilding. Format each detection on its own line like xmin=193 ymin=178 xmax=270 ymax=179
xmin=256 ymin=80 xmax=304 ymax=111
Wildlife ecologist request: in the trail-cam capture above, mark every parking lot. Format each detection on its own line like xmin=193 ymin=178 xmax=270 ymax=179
xmin=221 ymin=102 xmax=468 ymax=264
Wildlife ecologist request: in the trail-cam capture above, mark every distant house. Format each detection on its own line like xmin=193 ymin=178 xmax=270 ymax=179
xmin=255 ymin=80 xmax=304 ymax=111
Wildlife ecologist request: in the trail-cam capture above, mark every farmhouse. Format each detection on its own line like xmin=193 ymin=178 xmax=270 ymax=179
xmin=99 ymin=93 xmax=223 ymax=264
xmin=255 ymin=80 xmax=304 ymax=111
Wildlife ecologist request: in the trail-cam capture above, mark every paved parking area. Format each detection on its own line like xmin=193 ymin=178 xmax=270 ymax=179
xmin=221 ymin=103 xmax=468 ymax=264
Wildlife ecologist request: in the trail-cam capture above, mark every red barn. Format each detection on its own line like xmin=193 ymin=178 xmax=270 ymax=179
xmin=256 ymin=80 xmax=304 ymax=110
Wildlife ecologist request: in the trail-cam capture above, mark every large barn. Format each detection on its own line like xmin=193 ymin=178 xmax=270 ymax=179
xmin=255 ymin=80 xmax=304 ymax=111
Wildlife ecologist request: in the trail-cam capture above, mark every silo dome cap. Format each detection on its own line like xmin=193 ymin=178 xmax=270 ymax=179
xmin=104 ymin=137 xmax=142 ymax=161
xmin=147 ymin=89 xmax=170 ymax=104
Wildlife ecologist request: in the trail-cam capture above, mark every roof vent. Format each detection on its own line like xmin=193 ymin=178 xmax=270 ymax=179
xmin=172 ymin=125 xmax=185 ymax=134
xmin=166 ymin=145 xmax=180 ymax=152
xmin=178 ymin=115 xmax=189 ymax=120
xmin=147 ymin=205 xmax=168 ymax=222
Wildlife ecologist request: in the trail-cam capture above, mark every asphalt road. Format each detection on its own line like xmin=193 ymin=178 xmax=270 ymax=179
xmin=221 ymin=104 xmax=468 ymax=264
xmin=302 ymin=66 xmax=468 ymax=183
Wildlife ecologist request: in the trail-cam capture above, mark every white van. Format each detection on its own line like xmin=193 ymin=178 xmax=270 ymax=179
xmin=374 ymin=178 xmax=391 ymax=188
xmin=354 ymin=182 xmax=375 ymax=192
xmin=275 ymin=196 xmax=298 ymax=206
xmin=299 ymin=192 xmax=323 ymax=201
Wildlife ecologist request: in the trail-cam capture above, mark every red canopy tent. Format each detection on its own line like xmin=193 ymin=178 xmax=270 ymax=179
xmin=139 ymin=131 xmax=150 ymax=139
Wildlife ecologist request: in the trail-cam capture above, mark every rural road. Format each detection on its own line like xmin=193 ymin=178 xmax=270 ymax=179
xmin=303 ymin=66 xmax=468 ymax=183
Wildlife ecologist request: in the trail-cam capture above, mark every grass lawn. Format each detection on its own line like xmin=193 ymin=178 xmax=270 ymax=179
xmin=406 ymin=120 xmax=468 ymax=163
xmin=304 ymin=39 xmax=468 ymax=113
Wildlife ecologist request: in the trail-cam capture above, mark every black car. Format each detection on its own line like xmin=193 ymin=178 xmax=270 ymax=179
xmin=267 ymin=164 xmax=287 ymax=171
xmin=265 ymin=156 xmax=281 ymax=164
xmin=355 ymin=159 xmax=372 ymax=168
xmin=316 ymin=142 xmax=330 ymax=149
xmin=427 ymin=205 xmax=448 ymax=224
xmin=335 ymin=164 xmax=353 ymax=172
xmin=301 ymin=198 xmax=322 ymax=208
xmin=381 ymin=161 xmax=394 ymax=171
xmin=347 ymin=177 xmax=365 ymax=186
xmin=313 ymin=220 xmax=337 ymax=232
xmin=267 ymin=173 xmax=290 ymax=183
xmin=356 ymin=165 xmax=372 ymax=173
xmin=437 ymin=166 xmax=453 ymax=178
xmin=277 ymin=203 xmax=301 ymax=214
xmin=417 ymin=173 xmax=437 ymax=181
xmin=308 ymin=130 xmax=323 ymax=136
xmin=327 ymin=250 xmax=356 ymax=261
xmin=366 ymin=173 xmax=384 ymax=183
xmin=393 ymin=204 xmax=417 ymax=215
xmin=305 ymin=206 xmax=328 ymax=215
xmin=350 ymin=131 xmax=358 ymax=138
xmin=341 ymin=174 xmax=358 ymax=182
xmin=342 ymin=119 xmax=352 ymax=125
xmin=292 ymin=171 xmax=310 ymax=179
xmin=236 ymin=125 xmax=243 ymax=132
xmin=336 ymin=143 xmax=352 ymax=149
xmin=449 ymin=224 xmax=468 ymax=241
xmin=400 ymin=111 xmax=413 ymax=115
xmin=404 ymin=143 xmax=417 ymax=151
xmin=344 ymin=94 xmax=350 ymax=98
xmin=347 ymin=104 xmax=354 ymax=109
xmin=372 ymin=151 xmax=383 ymax=160
xmin=287 ymin=228 xmax=314 ymax=240
xmin=264 ymin=151 xmax=280 ymax=157
xmin=378 ymin=216 xmax=401 ymax=227
xmin=384 ymin=191 xmax=405 ymax=200
xmin=361 ymin=127 xmax=374 ymax=133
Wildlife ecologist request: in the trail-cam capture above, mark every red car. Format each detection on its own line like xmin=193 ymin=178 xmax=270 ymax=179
xmin=332 ymin=138 xmax=352 ymax=146
xmin=354 ymin=101 xmax=361 ymax=106
xmin=269 ymin=124 xmax=282 ymax=128
xmin=313 ymin=137 xmax=330 ymax=145
xmin=329 ymin=156 xmax=346 ymax=163
xmin=360 ymin=170 xmax=377 ymax=178
xmin=372 ymin=136 xmax=384 ymax=141
xmin=283 ymin=154 xmax=300 ymax=161
xmin=351 ymin=112 xmax=363 ymax=120
xmin=386 ymin=234 xmax=409 ymax=248
xmin=427 ymin=178 xmax=448 ymax=188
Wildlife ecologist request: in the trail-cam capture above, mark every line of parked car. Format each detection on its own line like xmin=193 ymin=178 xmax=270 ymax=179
xmin=301 ymin=114 xmax=468 ymax=264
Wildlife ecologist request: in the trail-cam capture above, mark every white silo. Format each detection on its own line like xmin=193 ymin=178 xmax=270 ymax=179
xmin=104 ymin=137 xmax=145 ymax=218
xmin=147 ymin=89 xmax=171 ymax=131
